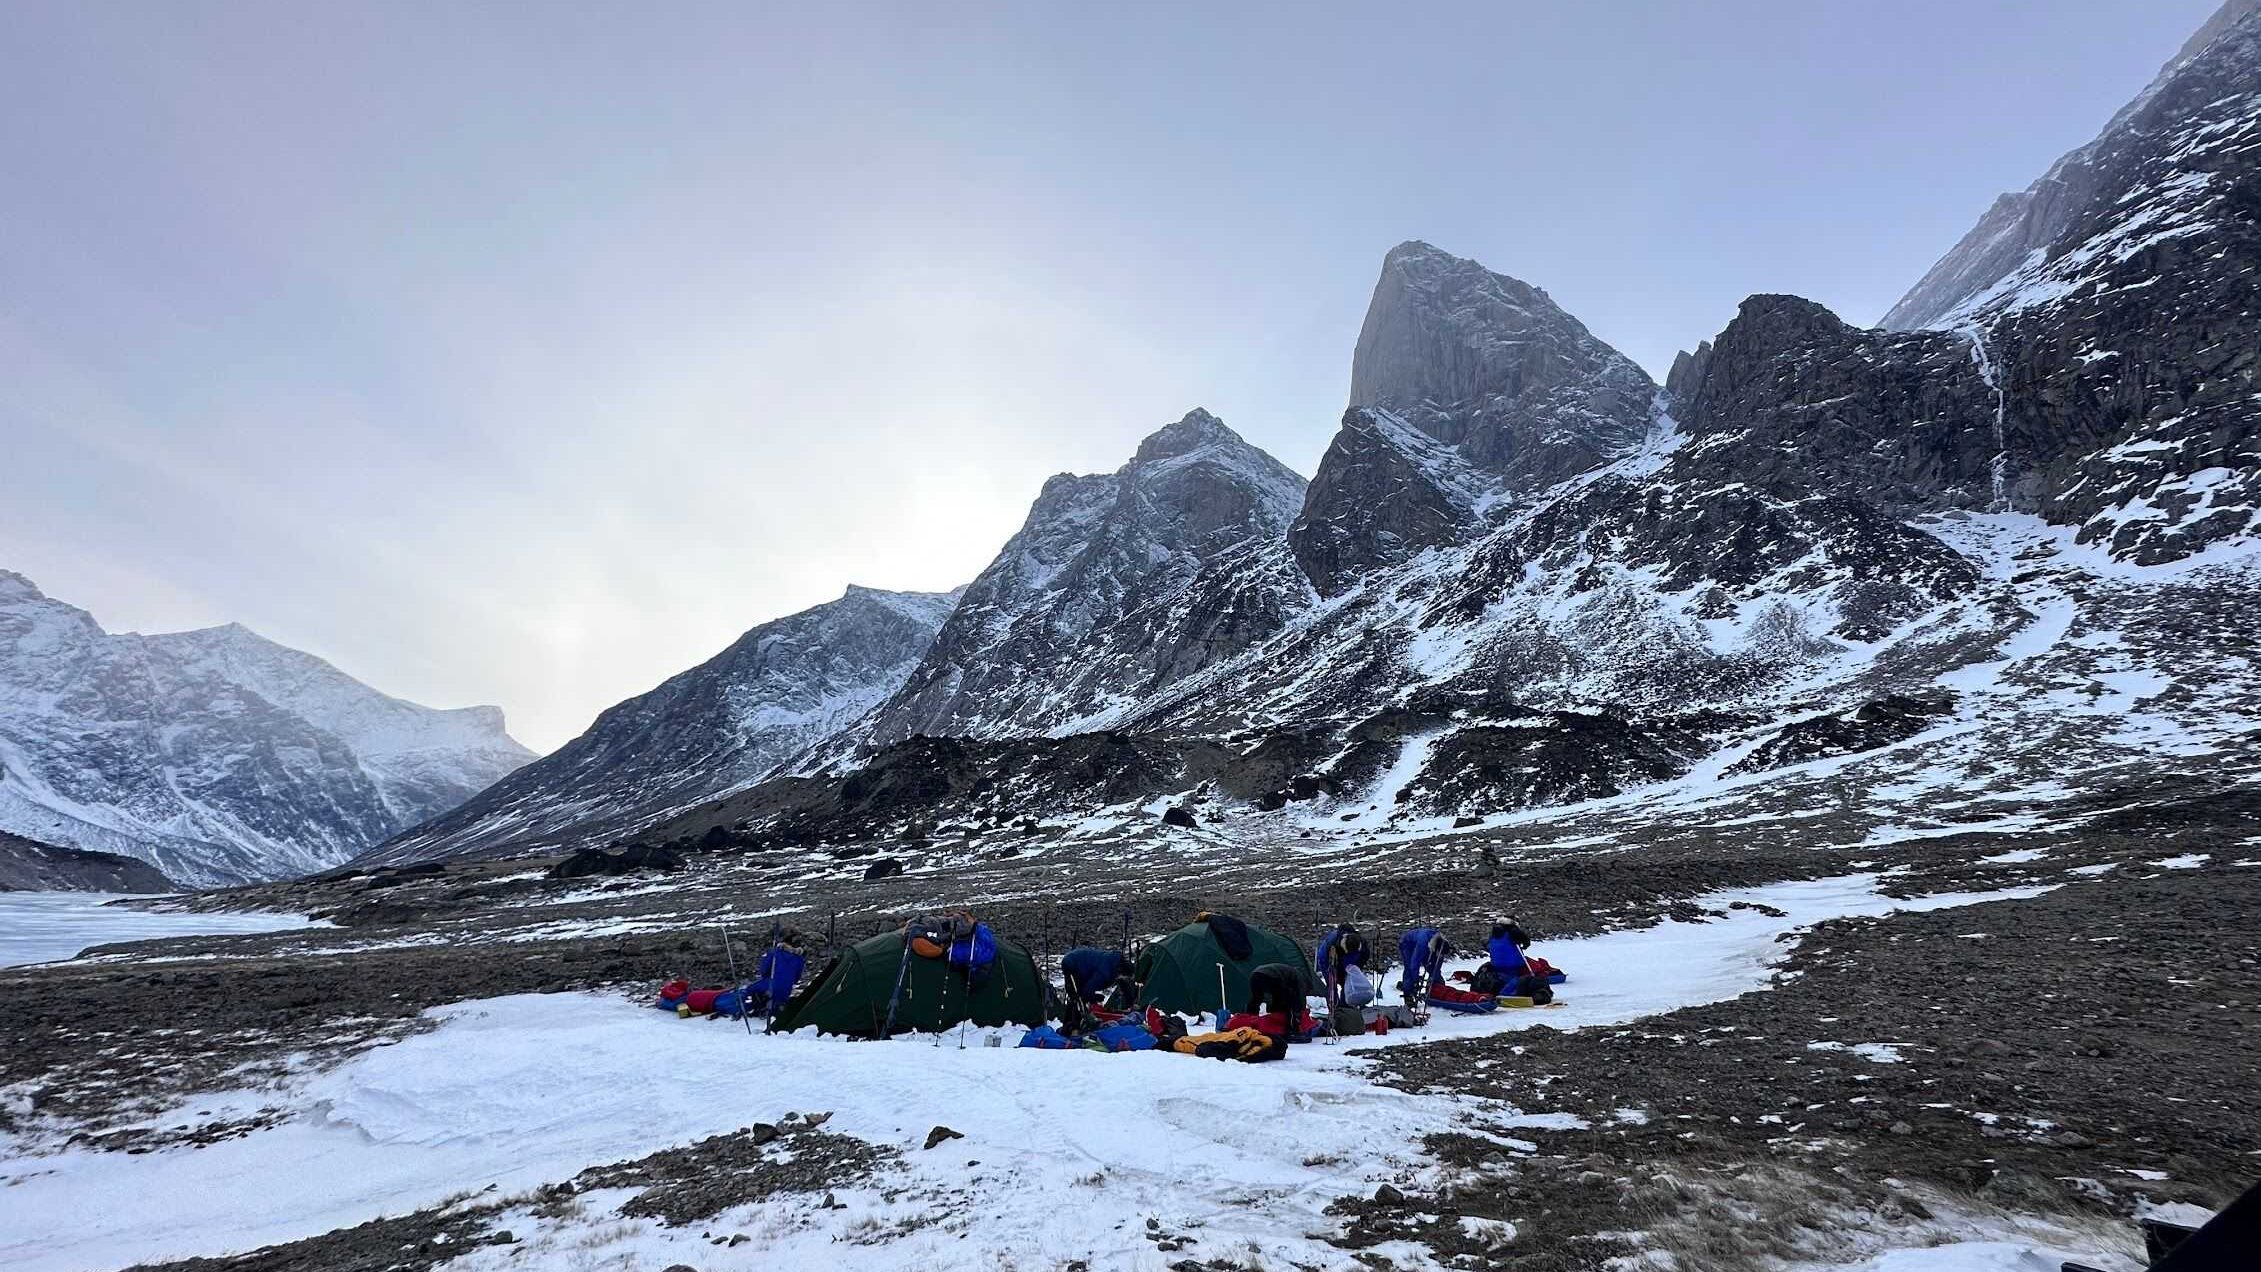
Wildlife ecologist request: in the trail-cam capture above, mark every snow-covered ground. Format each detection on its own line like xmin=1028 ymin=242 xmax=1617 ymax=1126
xmin=0 ymin=892 xmax=321 ymax=968
xmin=0 ymin=873 xmax=2077 ymax=1272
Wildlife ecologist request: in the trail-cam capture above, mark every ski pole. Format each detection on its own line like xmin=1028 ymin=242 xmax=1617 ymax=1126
xmin=880 ymin=924 xmax=914 ymax=1040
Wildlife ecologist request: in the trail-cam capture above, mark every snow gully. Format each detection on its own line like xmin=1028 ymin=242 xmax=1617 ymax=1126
xmin=1960 ymin=323 xmax=2012 ymax=512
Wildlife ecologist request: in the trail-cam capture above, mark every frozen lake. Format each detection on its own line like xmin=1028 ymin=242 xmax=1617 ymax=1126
xmin=0 ymin=892 xmax=319 ymax=968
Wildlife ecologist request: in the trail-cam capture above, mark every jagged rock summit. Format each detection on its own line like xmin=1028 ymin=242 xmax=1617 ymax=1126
xmin=0 ymin=570 xmax=533 ymax=886
xmin=859 ymin=408 xmax=1310 ymax=744
xmin=1292 ymin=241 xmax=1655 ymax=593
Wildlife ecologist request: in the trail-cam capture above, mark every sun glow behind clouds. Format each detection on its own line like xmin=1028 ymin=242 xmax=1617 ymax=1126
xmin=0 ymin=1 xmax=2222 ymax=750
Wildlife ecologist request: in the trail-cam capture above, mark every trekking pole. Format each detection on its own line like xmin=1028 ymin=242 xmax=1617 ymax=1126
xmin=879 ymin=925 xmax=914 ymax=1041
xmin=1217 ymin=963 xmax=1228 ymax=1024
xmin=720 ymin=928 xmax=753 ymax=1035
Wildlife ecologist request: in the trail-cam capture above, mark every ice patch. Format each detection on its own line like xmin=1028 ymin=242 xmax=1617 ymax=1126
xmin=0 ymin=893 xmax=320 ymax=969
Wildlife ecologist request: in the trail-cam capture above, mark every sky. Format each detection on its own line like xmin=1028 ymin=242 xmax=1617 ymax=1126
xmin=0 ymin=0 xmax=2228 ymax=752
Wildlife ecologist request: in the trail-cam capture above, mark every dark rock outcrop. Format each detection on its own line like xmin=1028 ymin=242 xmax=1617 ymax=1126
xmin=0 ymin=830 xmax=176 ymax=893
xmin=546 ymin=842 xmax=686 ymax=881
xmin=1886 ymin=2 xmax=2261 ymax=563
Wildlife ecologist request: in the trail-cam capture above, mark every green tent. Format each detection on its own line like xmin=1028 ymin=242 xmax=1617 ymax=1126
xmin=1134 ymin=916 xmax=1318 ymax=1016
xmin=769 ymin=928 xmax=1048 ymax=1037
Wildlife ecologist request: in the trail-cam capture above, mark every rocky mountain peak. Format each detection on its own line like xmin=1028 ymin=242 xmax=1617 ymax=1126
xmin=1350 ymin=240 xmax=1631 ymax=420
xmin=1291 ymin=242 xmax=1658 ymax=595
xmin=1132 ymin=408 xmax=1234 ymax=463
xmin=859 ymin=412 xmax=1310 ymax=744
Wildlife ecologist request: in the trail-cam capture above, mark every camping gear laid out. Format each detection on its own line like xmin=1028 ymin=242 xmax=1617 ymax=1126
xmin=1427 ymin=983 xmax=1499 ymax=1014
xmin=1363 ymin=1003 xmax=1420 ymax=1030
xmin=1223 ymin=1010 xmax=1319 ymax=1041
xmin=1171 ymin=1027 xmax=1289 ymax=1063
xmin=1019 ymin=1024 xmax=1074 ymax=1049
xmin=656 ymin=979 xmax=735 ymax=1017
xmin=768 ymin=917 xmax=1045 ymax=1038
xmin=1136 ymin=912 xmax=1318 ymax=1017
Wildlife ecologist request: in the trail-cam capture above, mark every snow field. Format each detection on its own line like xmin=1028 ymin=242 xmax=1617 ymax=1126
xmin=1 ymin=873 xmax=2072 ymax=1272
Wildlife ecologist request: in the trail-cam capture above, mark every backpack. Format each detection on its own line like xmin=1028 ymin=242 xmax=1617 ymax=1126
xmin=1341 ymin=964 xmax=1377 ymax=1008
xmin=1470 ymin=962 xmax=1509 ymax=995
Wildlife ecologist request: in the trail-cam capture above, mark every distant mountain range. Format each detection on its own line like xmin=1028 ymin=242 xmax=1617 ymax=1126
xmin=17 ymin=1 xmax=2259 ymax=887
xmin=0 ymin=571 xmax=533 ymax=886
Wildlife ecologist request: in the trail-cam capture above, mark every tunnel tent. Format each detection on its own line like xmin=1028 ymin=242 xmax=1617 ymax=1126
xmin=1134 ymin=913 xmax=1319 ymax=1016
xmin=768 ymin=925 xmax=1047 ymax=1038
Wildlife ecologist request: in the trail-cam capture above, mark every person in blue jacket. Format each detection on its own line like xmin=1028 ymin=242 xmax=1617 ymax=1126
xmin=1486 ymin=920 xmax=1532 ymax=980
xmin=1061 ymin=946 xmax=1129 ymax=1006
xmin=1478 ymin=919 xmax=1550 ymax=1002
xmin=1397 ymin=926 xmax=1454 ymax=999
xmin=753 ymin=936 xmax=807 ymax=1008
xmin=1315 ymin=923 xmax=1369 ymax=1009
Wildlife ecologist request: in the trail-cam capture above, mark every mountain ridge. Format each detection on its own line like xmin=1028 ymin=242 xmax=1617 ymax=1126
xmin=0 ymin=570 xmax=533 ymax=885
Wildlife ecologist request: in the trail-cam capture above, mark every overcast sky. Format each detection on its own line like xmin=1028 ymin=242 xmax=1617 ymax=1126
xmin=0 ymin=1 xmax=2225 ymax=751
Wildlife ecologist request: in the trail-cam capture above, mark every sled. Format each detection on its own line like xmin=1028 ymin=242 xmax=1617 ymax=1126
xmin=1495 ymin=996 xmax=1568 ymax=1010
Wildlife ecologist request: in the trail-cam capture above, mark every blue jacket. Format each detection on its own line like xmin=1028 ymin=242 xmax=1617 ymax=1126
xmin=1398 ymin=927 xmax=1445 ymax=996
xmin=1316 ymin=925 xmax=1366 ymax=978
xmin=1062 ymin=947 xmax=1124 ymax=1000
xmin=948 ymin=923 xmax=998 ymax=974
xmin=755 ymin=946 xmax=806 ymax=1005
xmin=1487 ymin=932 xmax=1530 ymax=978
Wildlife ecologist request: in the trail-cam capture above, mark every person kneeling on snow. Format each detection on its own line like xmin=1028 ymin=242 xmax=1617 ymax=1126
xmin=1475 ymin=919 xmax=1553 ymax=1003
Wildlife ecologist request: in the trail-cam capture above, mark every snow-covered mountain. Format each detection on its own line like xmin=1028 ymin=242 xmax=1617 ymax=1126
xmin=0 ymin=571 xmax=533 ymax=886
xmin=360 ymin=584 xmax=960 ymax=864
xmin=1883 ymin=0 xmax=2261 ymax=333
xmin=1884 ymin=0 xmax=2261 ymax=566
xmin=858 ymin=408 xmax=1310 ymax=744
xmin=376 ymin=2 xmax=2261 ymax=867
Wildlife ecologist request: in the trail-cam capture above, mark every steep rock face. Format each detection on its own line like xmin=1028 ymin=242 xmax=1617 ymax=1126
xmin=362 ymin=585 xmax=958 ymax=865
xmin=862 ymin=410 xmax=1309 ymax=744
xmin=0 ymin=571 xmax=532 ymax=886
xmin=1674 ymin=296 xmax=2008 ymax=514
xmin=1886 ymin=0 xmax=2261 ymax=563
xmin=1288 ymin=407 xmax=1493 ymax=594
xmin=1292 ymin=242 xmax=1655 ymax=593
xmin=1884 ymin=0 xmax=2261 ymax=331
